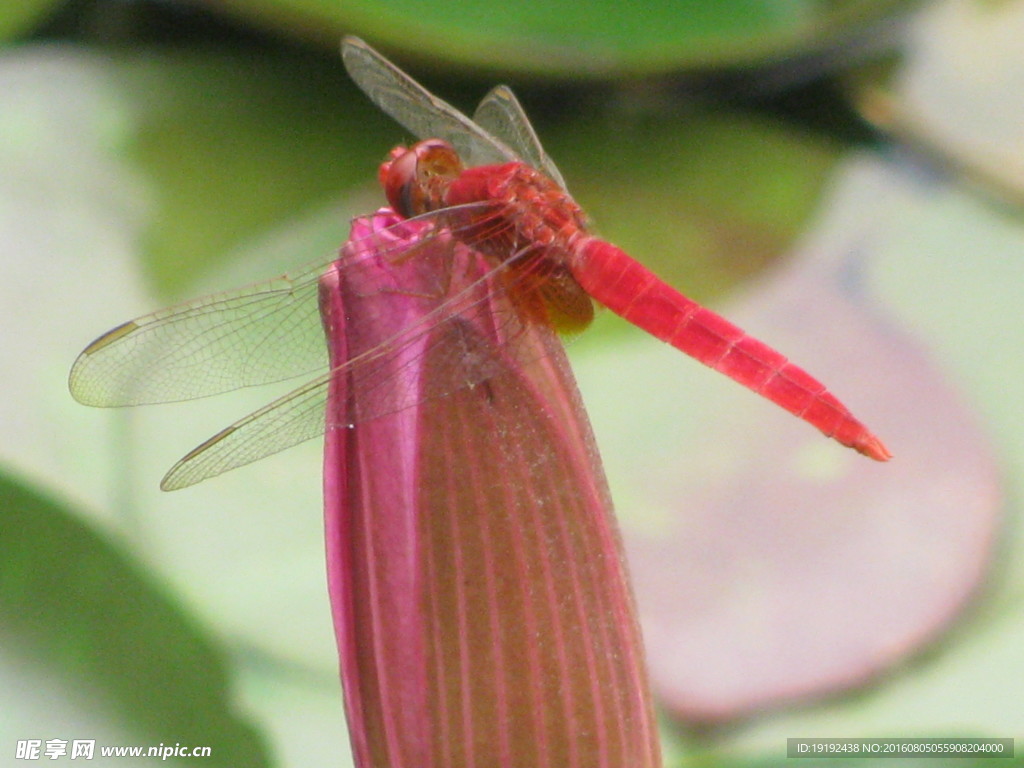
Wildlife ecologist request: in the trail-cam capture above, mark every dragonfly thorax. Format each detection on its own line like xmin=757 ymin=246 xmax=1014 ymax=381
xmin=381 ymin=139 xmax=589 ymax=268
xmin=445 ymin=160 xmax=589 ymax=262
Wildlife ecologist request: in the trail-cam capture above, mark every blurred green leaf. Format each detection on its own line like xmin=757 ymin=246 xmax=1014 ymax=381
xmin=0 ymin=0 xmax=61 ymax=41
xmin=0 ymin=473 xmax=270 ymax=766
xmin=201 ymin=0 xmax=916 ymax=74
xmin=114 ymin=48 xmax=392 ymax=296
xmin=545 ymin=108 xmax=838 ymax=301
xmin=102 ymin=41 xmax=841 ymax=304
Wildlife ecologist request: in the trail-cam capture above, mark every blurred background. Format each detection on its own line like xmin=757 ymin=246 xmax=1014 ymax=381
xmin=1 ymin=0 xmax=1022 ymax=765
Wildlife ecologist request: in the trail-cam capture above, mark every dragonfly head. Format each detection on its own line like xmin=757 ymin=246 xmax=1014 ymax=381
xmin=379 ymin=139 xmax=464 ymax=219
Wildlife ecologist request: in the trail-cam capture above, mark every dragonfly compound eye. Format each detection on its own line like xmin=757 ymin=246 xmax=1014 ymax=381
xmin=381 ymin=139 xmax=464 ymax=218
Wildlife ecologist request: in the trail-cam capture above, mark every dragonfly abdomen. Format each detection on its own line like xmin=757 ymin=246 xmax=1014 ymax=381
xmin=571 ymin=239 xmax=891 ymax=461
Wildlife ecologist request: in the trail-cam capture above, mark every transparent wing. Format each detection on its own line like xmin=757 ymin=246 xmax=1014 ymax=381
xmin=341 ymin=36 xmax=519 ymax=170
xmin=69 ymin=205 xmax=490 ymax=408
xmin=160 ymin=316 xmax=506 ymax=491
xmin=159 ymin=309 xmax=513 ymax=491
xmin=473 ymin=85 xmax=568 ymax=191
xmin=69 ymin=264 xmax=330 ymax=407
xmin=160 ymin=219 xmax=549 ymax=491
xmin=159 ymin=366 xmax=331 ymax=490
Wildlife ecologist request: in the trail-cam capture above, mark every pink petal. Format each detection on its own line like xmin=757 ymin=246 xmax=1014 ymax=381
xmin=321 ymin=211 xmax=661 ymax=767
xmin=623 ymin=247 xmax=1000 ymax=724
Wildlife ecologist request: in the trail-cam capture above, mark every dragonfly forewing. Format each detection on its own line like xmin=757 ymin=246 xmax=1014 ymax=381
xmin=160 ymin=225 xmax=547 ymax=490
xmin=68 ymin=265 xmax=329 ymax=407
xmin=68 ymin=204 xmax=494 ymax=409
xmin=341 ymin=37 xmax=518 ymax=170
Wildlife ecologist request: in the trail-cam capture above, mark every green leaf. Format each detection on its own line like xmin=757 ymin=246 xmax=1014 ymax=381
xmin=113 ymin=48 xmax=392 ymax=296
xmin=96 ymin=41 xmax=839 ymax=303
xmin=0 ymin=0 xmax=62 ymax=41
xmin=0 ymin=473 xmax=270 ymax=766
xmin=547 ymin=109 xmax=838 ymax=301
xmin=200 ymin=0 xmax=917 ymax=74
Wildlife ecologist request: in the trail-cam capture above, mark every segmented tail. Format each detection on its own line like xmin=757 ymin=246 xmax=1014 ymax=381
xmin=571 ymin=239 xmax=890 ymax=461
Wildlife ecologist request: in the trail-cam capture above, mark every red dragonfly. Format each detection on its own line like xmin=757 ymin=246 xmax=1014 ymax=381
xmin=69 ymin=37 xmax=889 ymax=490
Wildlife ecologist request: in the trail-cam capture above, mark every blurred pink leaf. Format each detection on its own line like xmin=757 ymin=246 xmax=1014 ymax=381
xmin=321 ymin=211 xmax=661 ymax=767
xmin=622 ymin=244 xmax=1000 ymax=724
